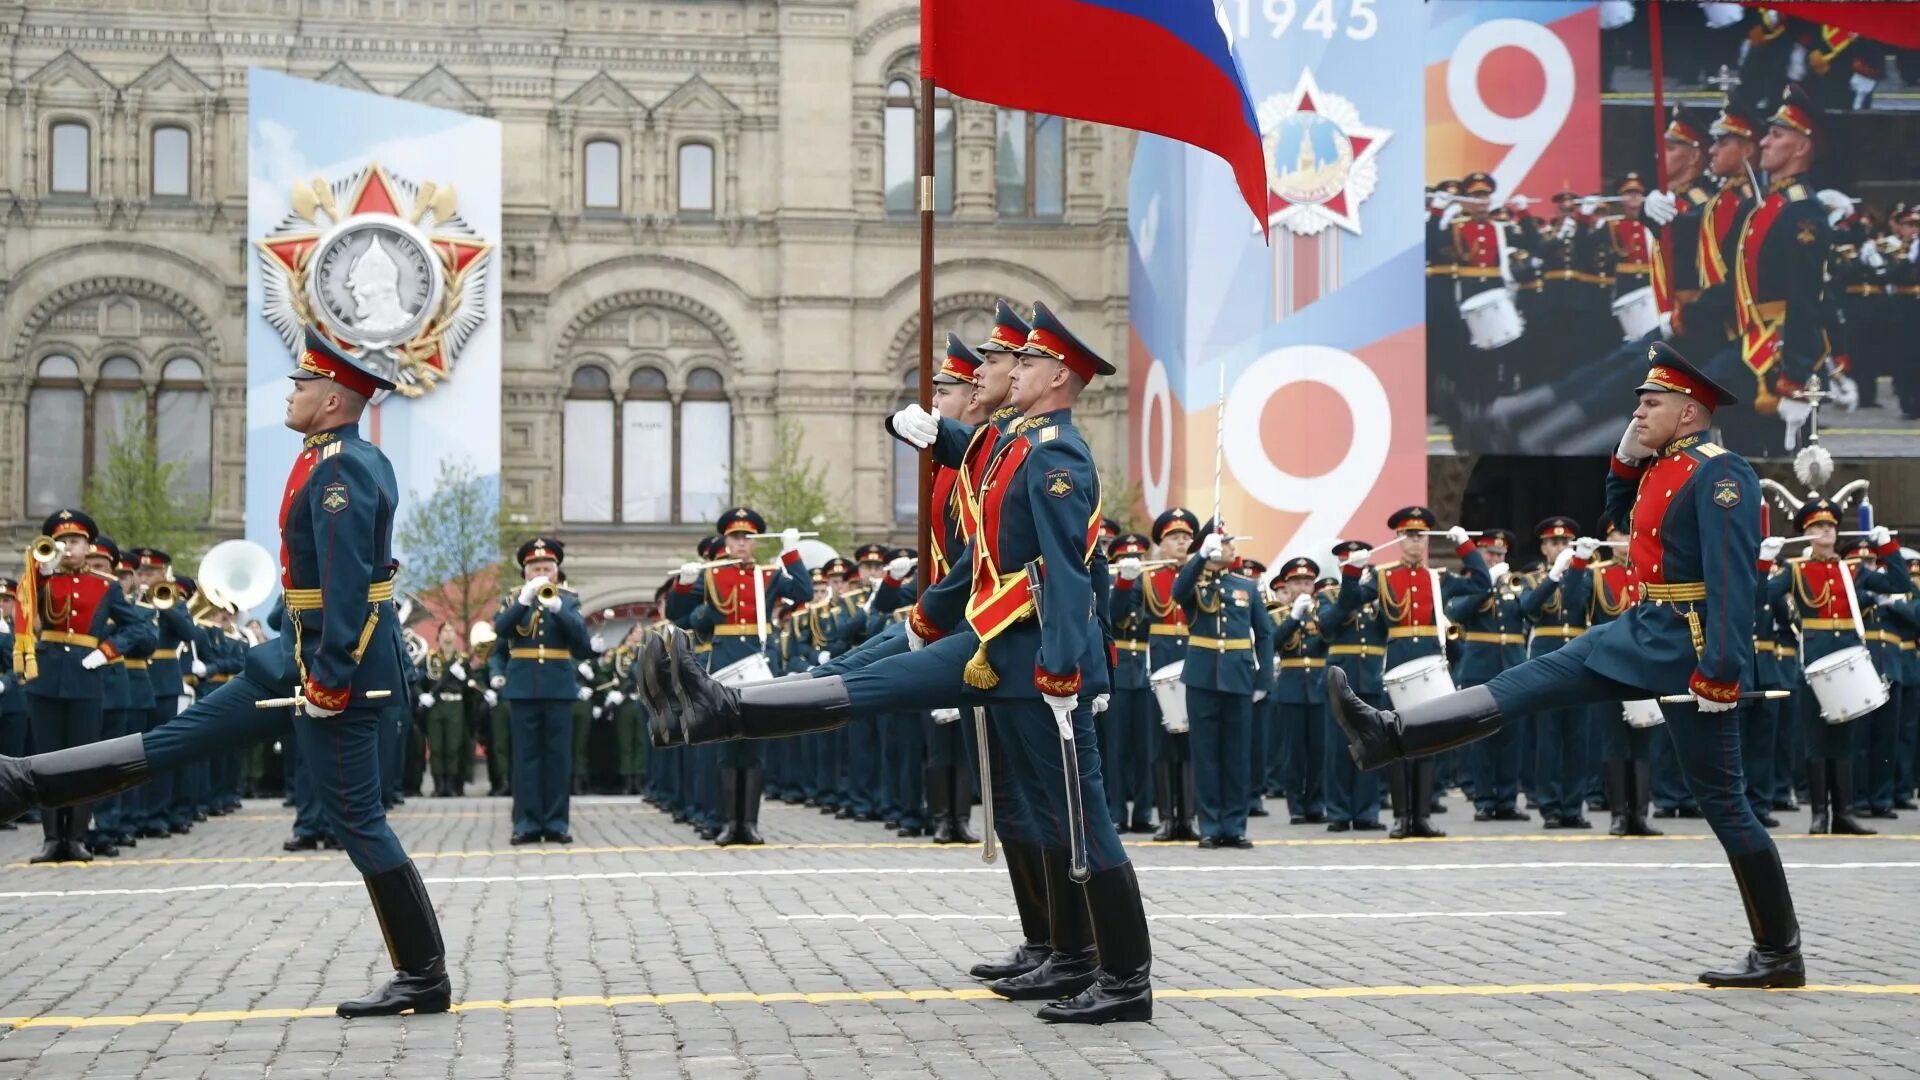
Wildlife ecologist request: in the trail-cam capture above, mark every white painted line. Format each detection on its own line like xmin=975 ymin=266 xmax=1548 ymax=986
xmin=1 ymin=862 xmax=1914 ymax=901
xmin=780 ymin=910 xmax=1569 ymax=923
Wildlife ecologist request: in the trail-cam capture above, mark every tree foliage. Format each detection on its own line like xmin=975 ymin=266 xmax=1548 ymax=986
xmin=730 ymin=420 xmax=852 ymax=554
xmin=397 ymin=457 xmax=504 ymax=635
xmin=83 ymin=415 xmax=211 ymax=564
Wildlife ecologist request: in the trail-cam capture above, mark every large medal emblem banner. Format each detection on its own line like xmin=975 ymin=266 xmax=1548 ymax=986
xmin=245 ymin=68 xmax=502 ymax=557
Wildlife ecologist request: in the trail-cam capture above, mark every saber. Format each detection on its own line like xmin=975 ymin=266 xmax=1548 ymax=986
xmin=745 ymin=531 xmax=820 ymax=542
xmin=255 ymin=689 xmax=393 ymax=709
xmin=1657 ymin=690 xmax=1793 ymax=704
xmin=974 ymin=706 xmax=997 ymax=864
xmin=1213 ymin=363 xmax=1226 ymax=536
xmin=1026 ymin=558 xmax=1089 ymax=883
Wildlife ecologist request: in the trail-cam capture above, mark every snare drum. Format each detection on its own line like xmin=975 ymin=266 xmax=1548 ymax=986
xmin=1805 ymin=645 xmax=1887 ymax=724
xmin=1460 ymin=288 xmax=1524 ymax=351
xmin=1150 ymin=662 xmax=1188 ymax=734
xmin=1611 ymin=286 xmax=1659 ymax=342
xmin=1383 ymin=655 xmax=1454 ymax=711
xmin=1621 ymin=699 xmax=1665 ymax=729
xmin=713 ymin=653 xmax=773 ymax=688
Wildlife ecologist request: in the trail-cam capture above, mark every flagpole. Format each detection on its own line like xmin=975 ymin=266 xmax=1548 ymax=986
xmin=1647 ymin=3 xmax=1673 ymax=295
xmin=916 ymin=75 xmax=937 ymax=594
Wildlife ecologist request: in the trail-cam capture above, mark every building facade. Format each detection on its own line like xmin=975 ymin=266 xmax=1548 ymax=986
xmin=0 ymin=0 xmax=1133 ymax=610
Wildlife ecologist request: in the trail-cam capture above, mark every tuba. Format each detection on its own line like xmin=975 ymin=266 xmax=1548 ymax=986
xmin=197 ymin=540 xmax=278 ymax=613
xmin=404 ymin=628 xmax=430 ymax=668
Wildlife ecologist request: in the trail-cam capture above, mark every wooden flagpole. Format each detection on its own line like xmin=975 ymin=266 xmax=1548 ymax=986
xmin=916 ymin=75 xmax=937 ymax=593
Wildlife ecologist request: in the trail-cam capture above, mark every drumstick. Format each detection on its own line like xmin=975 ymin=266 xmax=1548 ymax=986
xmin=255 ymin=690 xmax=393 ymax=709
xmin=1654 ymin=690 xmax=1792 ymax=704
xmin=745 ymin=532 xmax=820 ymax=542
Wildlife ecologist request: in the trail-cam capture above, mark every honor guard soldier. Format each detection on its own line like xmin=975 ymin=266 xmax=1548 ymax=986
xmin=1760 ymin=498 xmax=1910 ymax=834
xmin=0 ymin=327 xmax=453 ymax=1016
xmin=1173 ymin=522 xmax=1276 ymax=848
xmin=1142 ymin=508 xmax=1199 ymax=841
xmin=1319 ymin=544 xmax=1385 ymax=832
xmin=1520 ymin=518 xmax=1599 ymax=828
xmin=1447 ymin=528 xmax=1529 ymax=821
xmin=1105 ymin=532 xmax=1156 ymax=832
xmin=491 ymin=537 xmax=598 ymax=844
xmin=419 ymin=623 xmax=471 ymax=796
xmin=1271 ymin=558 xmax=1327 ymax=824
xmin=1605 ymin=172 xmax=1663 ymax=304
xmin=1332 ymin=342 xmax=1806 ymax=990
xmin=646 ymin=301 xmax=1156 ymax=1025
xmin=1336 ymin=509 xmax=1489 ymax=838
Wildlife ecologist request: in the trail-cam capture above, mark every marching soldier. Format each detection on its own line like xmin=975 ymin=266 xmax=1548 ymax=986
xmin=1447 ymin=528 xmax=1529 ymax=822
xmin=133 ymin=548 xmax=209 ymax=832
xmin=1319 ymin=548 xmax=1385 ymax=832
xmin=0 ymin=327 xmax=453 ymax=1016
xmin=419 ymin=623 xmax=471 ymax=796
xmin=1141 ymin=508 xmax=1198 ymax=841
xmin=81 ymin=536 xmax=133 ymax=855
xmin=1520 ymin=518 xmax=1598 ymax=829
xmin=1173 ymin=523 xmax=1276 ymax=848
xmin=1270 ymin=558 xmax=1327 ymax=824
xmin=490 ymin=537 xmax=599 ymax=844
xmin=1105 ymin=532 xmax=1156 ymax=833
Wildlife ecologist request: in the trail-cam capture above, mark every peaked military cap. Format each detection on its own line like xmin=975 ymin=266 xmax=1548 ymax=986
xmin=517 ymin=536 xmax=565 ymax=566
xmin=90 ymin=535 xmax=122 ymax=566
xmin=1478 ymin=528 xmax=1517 ymax=551
xmin=41 ymin=509 xmax=96 ymax=542
xmin=1279 ymin=556 xmax=1319 ymax=581
xmin=1666 ymin=104 xmax=1707 ymax=149
xmin=717 ymin=507 xmax=766 ymax=536
xmin=1795 ymin=498 xmax=1839 ymax=531
xmin=1535 ymin=517 xmax=1580 ymax=541
xmin=1110 ymin=532 xmax=1150 ymax=559
xmin=1711 ymin=98 xmax=1763 ymax=141
xmin=138 ymin=548 xmax=172 ymax=569
xmin=822 ymin=557 xmax=855 ymax=579
xmin=290 ymin=325 xmax=395 ymax=398
xmin=937 ymin=333 xmax=982 ymax=385
xmin=697 ymin=535 xmax=725 ymax=561
xmin=1237 ymin=558 xmax=1268 ymax=577
xmin=978 ymin=300 xmax=1033 ymax=354
xmin=854 ymin=543 xmax=890 ymax=564
xmin=1462 ymin=171 xmax=1495 ymax=196
xmin=1331 ymin=540 xmax=1372 ymax=558
xmin=1617 ymin=172 xmax=1648 ymax=195
xmin=1637 ymin=341 xmax=1738 ymax=409
xmin=1018 ymin=301 xmax=1115 ymax=382
xmin=1770 ymin=81 xmax=1818 ymax=139
xmin=1152 ymin=508 xmax=1197 ymax=545
xmin=887 ymin=546 xmax=914 ymax=561
xmin=1387 ymin=507 xmax=1437 ymax=533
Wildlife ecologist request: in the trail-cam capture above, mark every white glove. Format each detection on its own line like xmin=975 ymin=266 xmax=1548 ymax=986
xmin=1548 ymin=549 xmax=1574 ymax=582
xmin=1042 ymin=693 xmax=1079 ymax=719
xmin=450 ymin=662 xmax=466 ymax=682
xmin=1692 ymin=692 xmax=1738 ymax=714
xmin=1817 ymin=189 xmax=1856 ymax=229
xmin=541 ymin=591 xmax=563 ymax=613
xmin=1343 ymin=546 xmax=1372 ymax=570
xmin=1573 ymin=537 xmax=1601 ymax=560
xmin=80 ymin=649 xmax=108 ymax=671
xmin=1869 ymin=525 xmax=1893 ymax=549
xmin=678 ymin=562 xmax=702 ymax=586
xmin=517 ymin=577 xmax=547 ymax=605
xmin=1777 ymin=397 xmax=1813 ymax=452
xmin=578 ymin=662 xmax=595 ymax=680
xmin=1557 ymin=216 xmax=1578 ymax=241
xmin=592 ymin=705 xmax=603 ymax=719
xmin=1116 ymin=557 xmax=1143 ymax=582
xmin=606 ymin=689 xmax=625 ymax=706
xmin=1253 ymin=689 xmax=1268 ymax=703
xmin=1861 ymin=242 xmax=1886 ymax=270
xmin=931 ymin=707 xmax=961 ymax=725
xmin=1642 ymin=189 xmax=1678 ymax=225
xmin=490 ymin=674 xmax=507 ymax=690
xmin=303 ymin=700 xmax=343 ymax=719
xmin=1445 ymin=525 xmax=1469 ymax=548
xmin=1759 ymin=536 xmax=1786 ymax=563
xmin=1507 ymin=194 xmax=1529 ymax=213
xmin=1437 ymin=202 xmax=1462 ymax=229
xmin=817 ymin=649 xmax=831 ymax=665
xmin=1290 ymin=595 xmax=1313 ymax=621
xmin=589 ymin=634 xmax=606 ymax=653
xmin=1580 ymin=195 xmax=1601 ymax=217
xmin=483 ymin=689 xmax=498 ymax=707
xmin=1701 ymin=1 xmax=1742 ymax=29
xmin=889 ymin=404 xmax=940 ymax=449
xmin=1199 ymin=533 xmax=1225 ymax=563
xmin=419 ymin=692 xmax=437 ymax=708
xmin=907 ymin=626 xmax=927 ymax=651
xmin=1876 ymin=594 xmax=1903 ymax=609
xmin=1489 ymin=561 xmax=1510 ymax=587
xmin=885 ymin=555 xmax=914 ymax=581
xmin=1598 ymin=0 xmax=1634 ymax=30
xmin=779 ymin=527 xmax=802 ymax=554
xmin=1091 ymin=693 xmax=1109 ymax=715
xmin=1830 ymin=373 xmax=1860 ymax=412
xmin=0 ymin=680 xmax=7 ymax=696
xmin=185 ymin=658 xmax=206 ymax=679
xmin=1429 ymin=191 xmax=1449 ymax=212
xmin=1850 ymin=72 xmax=1877 ymax=109
xmin=577 ymin=686 xmax=591 ymax=701
xmin=1616 ymin=418 xmax=1653 ymax=466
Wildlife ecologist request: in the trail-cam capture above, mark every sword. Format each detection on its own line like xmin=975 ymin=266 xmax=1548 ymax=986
xmin=1656 ymin=690 xmax=1792 ymax=704
xmin=974 ymin=706 xmax=997 ymax=864
xmin=1026 ymin=558 xmax=1089 ymax=883
xmin=255 ymin=689 xmax=393 ymax=710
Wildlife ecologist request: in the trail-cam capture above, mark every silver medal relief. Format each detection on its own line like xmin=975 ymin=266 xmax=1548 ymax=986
xmin=306 ymin=215 xmax=444 ymax=350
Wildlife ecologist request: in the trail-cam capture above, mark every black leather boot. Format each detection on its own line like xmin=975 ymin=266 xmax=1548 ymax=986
xmin=1407 ymin=759 xmax=1445 ymax=838
xmin=0 ymin=734 xmax=150 ymax=825
xmin=1830 ymin=758 xmax=1876 ymax=835
xmin=1604 ymin=761 xmax=1629 ymax=836
xmin=649 ymin=629 xmax=853 ymax=746
xmin=1807 ymin=759 xmax=1830 ymax=834
xmin=1700 ymin=847 xmax=1805 ymax=988
xmin=736 ymin=768 xmax=765 ymax=846
xmin=1622 ymin=759 xmax=1662 ymax=836
xmin=970 ymin=840 xmax=1053 ymax=980
xmin=1386 ymin=761 xmax=1410 ymax=839
xmin=989 ymin=848 xmax=1098 ymax=1000
xmin=337 ymin=860 xmax=454 ymax=1017
xmin=29 ymin=813 xmax=62 ymax=864
xmin=714 ymin=768 xmax=743 ymax=846
xmin=1149 ymin=765 xmax=1177 ymax=841
xmin=1328 ymin=669 xmax=1504 ymax=771
xmin=1037 ymin=861 xmax=1153 ymax=1024
xmin=1173 ymin=760 xmax=1200 ymax=841
xmin=926 ymin=765 xmax=957 ymax=844
xmin=946 ymin=768 xmax=979 ymax=844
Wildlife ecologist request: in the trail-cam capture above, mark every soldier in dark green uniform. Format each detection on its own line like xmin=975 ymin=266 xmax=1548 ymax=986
xmin=608 ymin=623 xmax=646 ymax=795
xmin=490 ymin=537 xmax=600 ymax=844
xmin=1319 ymin=547 xmax=1384 ymax=832
xmin=1173 ymin=524 xmax=1276 ymax=848
xmin=1270 ymin=558 xmax=1327 ymax=824
xmin=1520 ymin=517 xmax=1598 ymax=829
xmin=419 ymin=623 xmax=471 ymax=796
xmin=1104 ymin=533 xmax=1155 ymax=832
xmin=1449 ymin=529 xmax=1527 ymax=821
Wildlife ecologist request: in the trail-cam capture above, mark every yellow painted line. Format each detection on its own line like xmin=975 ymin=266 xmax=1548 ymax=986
xmin=9 ymin=830 xmax=1908 ymax=871
xmin=3 ymin=982 xmax=1916 ymax=1030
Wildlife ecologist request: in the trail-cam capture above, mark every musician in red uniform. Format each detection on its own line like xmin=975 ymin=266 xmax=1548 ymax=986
xmin=14 ymin=510 xmax=149 ymax=862
xmin=1143 ymin=508 xmax=1198 ymax=841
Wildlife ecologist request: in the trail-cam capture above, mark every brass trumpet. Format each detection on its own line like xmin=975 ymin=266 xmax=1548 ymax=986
xmin=28 ymin=535 xmax=58 ymax=567
xmin=536 ymin=582 xmax=561 ymax=606
xmin=149 ymin=581 xmax=180 ymax=610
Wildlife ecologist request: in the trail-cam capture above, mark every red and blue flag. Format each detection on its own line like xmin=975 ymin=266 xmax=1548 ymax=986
xmin=923 ymin=0 xmax=1270 ymax=233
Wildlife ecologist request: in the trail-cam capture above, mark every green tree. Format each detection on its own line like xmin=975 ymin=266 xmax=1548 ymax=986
xmin=83 ymin=416 xmax=210 ymax=563
xmin=730 ymin=420 xmax=852 ymax=554
xmin=397 ymin=457 xmax=505 ymax=634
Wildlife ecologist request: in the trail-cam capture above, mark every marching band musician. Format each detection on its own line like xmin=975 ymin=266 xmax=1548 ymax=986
xmin=1335 ymin=509 xmax=1489 ymax=839
xmin=1172 ymin=522 xmax=1276 ymax=849
xmin=1319 ymin=545 xmax=1385 ymax=833
xmin=1105 ymin=532 xmax=1156 ymax=833
xmin=0 ymin=327 xmax=452 ymax=1017
xmin=1141 ymin=508 xmax=1198 ymax=841
xmin=82 ymin=536 xmax=134 ymax=855
xmin=1235 ymin=556 xmax=1273 ymax=821
xmin=1270 ymin=558 xmax=1327 ymax=825
xmin=418 ymin=623 xmax=471 ymax=797
xmin=1446 ymin=528 xmax=1528 ymax=823
xmin=490 ymin=537 xmax=598 ymax=845
xmin=1520 ymin=518 xmax=1598 ymax=830
xmin=1849 ymin=538 xmax=1903 ymax=821
xmin=1332 ymin=342 xmax=1802 ymax=990
xmin=470 ymin=621 xmax=507 ymax=797
xmin=1586 ymin=516 xmax=1660 ymax=837
xmin=1603 ymin=173 xmax=1662 ymax=307
xmin=608 ymin=623 xmax=647 ymax=796
xmin=1758 ymin=498 xmax=1909 ymax=835
xmin=135 ymin=548 xmax=212 ymax=831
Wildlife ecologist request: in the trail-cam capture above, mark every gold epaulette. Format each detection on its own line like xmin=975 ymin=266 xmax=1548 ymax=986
xmin=1784 ymin=182 xmax=1808 ymax=202
xmin=1694 ymin=443 xmax=1726 ymax=458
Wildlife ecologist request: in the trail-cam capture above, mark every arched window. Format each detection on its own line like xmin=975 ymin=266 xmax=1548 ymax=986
xmin=893 ymin=369 xmax=920 ymax=525
xmin=562 ymin=364 xmax=615 ymax=522
xmin=151 ymin=126 xmax=191 ymax=197
xmin=996 ymin=110 xmax=1065 ymax=219
xmin=156 ymin=357 xmax=211 ymax=499
xmin=621 ymin=366 xmax=672 ymax=523
xmin=26 ymin=356 xmax=84 ymax=514
xmin=92 ymin=358 xmax=145 ymax=479
xmin=583 ymin=139 xmax=621 ymax=210
xmin=884 ymin=78 xmax=953 ymax=216
xmin=679 ymin=367 xmax=731 ymax=524
xmin=49 ymin=121 xmax=90 ymax=194
xmin=677 ymin=142 xmax=714 ymax=215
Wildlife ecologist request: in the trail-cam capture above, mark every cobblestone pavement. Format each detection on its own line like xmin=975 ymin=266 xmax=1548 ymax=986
xmin=2 ymin=791 xmax=1918 ymax=1079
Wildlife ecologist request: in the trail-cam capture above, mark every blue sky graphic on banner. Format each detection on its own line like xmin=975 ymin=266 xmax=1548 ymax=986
xmin=1128 ymin=5 xmax=1426 ymax=570
xmin=245 ymin=68 xmax=501 ymax=582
